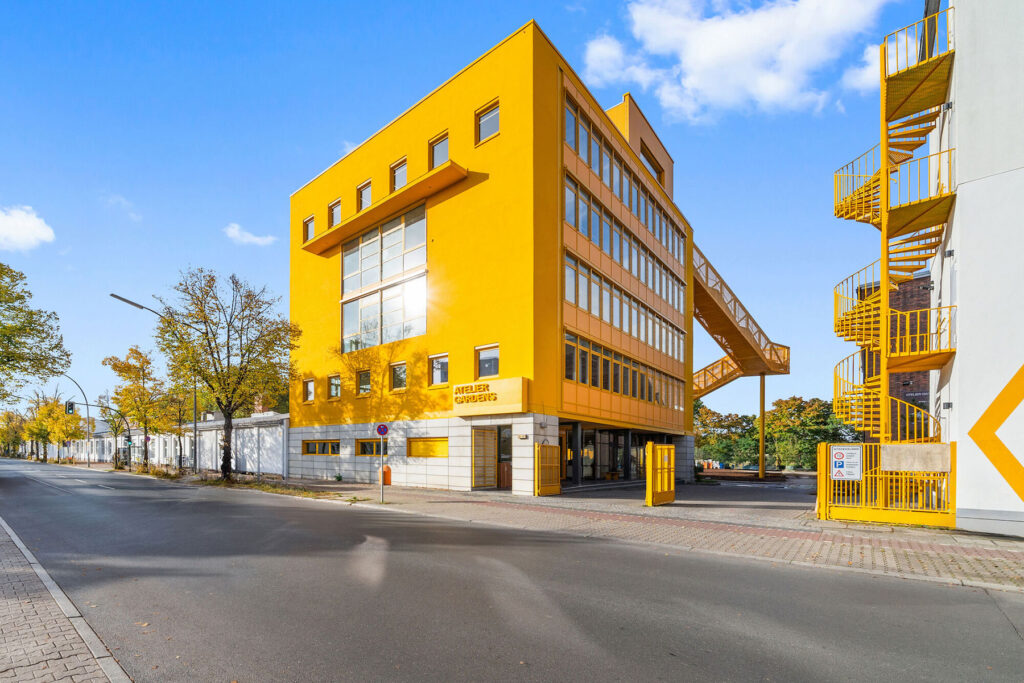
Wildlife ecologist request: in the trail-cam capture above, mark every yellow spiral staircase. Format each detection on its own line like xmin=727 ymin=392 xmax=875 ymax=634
xmin=831 ymin=8 xmax=957 ymax=445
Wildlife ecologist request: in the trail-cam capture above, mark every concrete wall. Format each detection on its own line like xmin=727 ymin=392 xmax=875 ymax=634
xmin=288 ymin=413 xmax=559 ymax=494
xmin=931 ymin=0 xmax=1024 ymax=535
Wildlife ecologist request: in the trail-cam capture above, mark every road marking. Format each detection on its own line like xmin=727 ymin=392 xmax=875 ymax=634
xmin=26 ymin=477 xmax=73 ymax=494
xmin=96 ymin=485 xmax=114 ymax=490
xmin=74 ymin=479 xmax=87 ymax=484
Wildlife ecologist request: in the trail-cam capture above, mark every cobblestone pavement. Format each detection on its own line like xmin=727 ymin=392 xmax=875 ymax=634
xmin=0 ymin=521 xmax=113 ymax=682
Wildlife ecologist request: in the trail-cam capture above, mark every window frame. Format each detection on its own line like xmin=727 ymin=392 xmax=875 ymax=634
xmin=302 ymin=215 xmax=315 ymax=242
xmin=302 ymin=378 xmax=314 ymax=403
xmin=390 ymin=158 xmax=407 ymax=192
xmin=390 ymin=362 xmax=407 ymax=392
xmin=428 ymin=353 xmax=449 ymax=387
xmin=356 ymin=181 xmax=372 ymax=211
xmin=429 ymin=132 xmax=449 ymax=169
xmin=356 ymin=439 xmax=388 ymax=457
xmin=356 ymin=370 xmax=371 ymax=396
xmin=327 ymin=374 xmax=341 ymax=400
xmin=475 ymin=344 xmax=499 ymax=380
xmin=475 ymin=101 xmax=500 ymax=145
xmin=302 ymin=440 xmax=341 ymax=456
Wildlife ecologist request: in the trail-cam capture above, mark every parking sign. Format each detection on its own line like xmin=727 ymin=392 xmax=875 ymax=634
xmin=830 ymin=444 xmax=862 ymax=481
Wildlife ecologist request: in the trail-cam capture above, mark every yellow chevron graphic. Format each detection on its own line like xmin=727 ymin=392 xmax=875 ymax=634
xmin=968 ymin=363 xmax=1024 ymax=502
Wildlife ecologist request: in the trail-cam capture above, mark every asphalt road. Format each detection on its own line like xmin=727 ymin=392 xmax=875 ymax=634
xmin=1 ymin=458 xmax=1022 ymax=682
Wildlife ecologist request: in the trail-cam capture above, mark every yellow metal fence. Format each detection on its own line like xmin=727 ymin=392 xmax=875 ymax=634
xmin=817 ymin=442 xmax=955 ymax=527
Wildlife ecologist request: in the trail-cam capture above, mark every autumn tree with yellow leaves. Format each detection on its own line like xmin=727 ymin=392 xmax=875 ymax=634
xmin=103 ymin=346 xmax=168 ymax=470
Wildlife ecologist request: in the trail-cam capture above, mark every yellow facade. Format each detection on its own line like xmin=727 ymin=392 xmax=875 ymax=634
xmin=289 ymin=22 xmax=694 ymax=442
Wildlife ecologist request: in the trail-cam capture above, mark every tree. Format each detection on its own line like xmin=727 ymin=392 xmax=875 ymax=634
xmin=155 ymin=268 xmax=300 ymax=479
xmin=40 ymin=398 xmax=84 ymax=461
xmin=0 ymin=410 xmax=26 ymax=456
xmin=765 ymin=396 xmax=855 ymax=470
xmin=103 ymin=346 xmax=168 ymax=470
xmin=22 ymin=392 xmax=55 ymax=460
xmin=99 ymin=394 xmax=129 ymax=469
xmin=695 ymin=402 xmax=758 ymax=467
xmin=0 ymin=263 xmax=71 ymax=403
xmin=162 ymin=376 xmax=210 ymax=470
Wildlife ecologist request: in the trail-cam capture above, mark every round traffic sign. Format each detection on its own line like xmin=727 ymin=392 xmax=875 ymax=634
xmin=376 ymin=424 xmax=389 ymax=436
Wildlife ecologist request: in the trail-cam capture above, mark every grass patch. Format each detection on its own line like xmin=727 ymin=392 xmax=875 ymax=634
xmin=192 ymin=477 xmax=363 ymax=501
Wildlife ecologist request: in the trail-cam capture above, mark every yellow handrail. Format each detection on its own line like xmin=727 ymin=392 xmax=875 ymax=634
xmin=891 ymin=396 xmax=941 ymax=443
xmin=693 ymin=356 xmax=741 ymax=395
xmin=890 ymin=305 xmax=957 ymax=357
xmin=693 ymin=245 xmax=789 ymax=373
xmin=834 ymin=145 xmax=881 ymax=209
xmin=889 ymin=148 xmax=956 ymax=208
xmin=884 ymin=7 xmax=954 ymax=78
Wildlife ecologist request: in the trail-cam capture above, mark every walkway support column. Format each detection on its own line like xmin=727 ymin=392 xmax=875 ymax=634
xmin=758 ymin=374 xmax=766 ymax=480
xmin=571 ymin=422 xmax=582 ymax=486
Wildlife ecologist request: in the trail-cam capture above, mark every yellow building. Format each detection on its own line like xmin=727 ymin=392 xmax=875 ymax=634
xmin=289 ymin=21 xmax=787 ymax=493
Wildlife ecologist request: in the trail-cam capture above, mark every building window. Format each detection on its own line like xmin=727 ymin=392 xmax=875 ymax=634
xmin=303 ymin=440 xmax=340 ymax=455
xmin=303 ymin=379 xmax=314 ymax=402
xmin=356 ymin=370 xmax=371 ymax=395
xmin=357 ymin=182 xmax=372 ymax=211
xmin=328 ymin=201 xmax=341 ymax=228
xmin=328 ymin=375 xmax=341 ymax=399
xmin=342 ymin=273 xmax=426 ymax=352
xmin=476 ymin=104 xmax=499 ymax=143
xmin=430 ymin=134 xmax=448 ymax=169
xmin=357 ymin=439 xmax=388 ymax=456
xmin=476 ymin=345 xmax=499 ymax=379
xmin=429 ymin=354 xmax=448 ymax=385
xmin=390 ymin=363 xmax=407 ymax=391
xmin=564 ymin=335 xmax=576 ymax=381
xmin=303 ymin=217 xmax=315 ymax=242
xmin=640 ymin=145 xmax=664 ymax=185
xmin=391 ymin=160 xmax=407 ymax=192
xmin=407 ymin=437 xmax=448 ymax=457
xmin=564 ymin=255 xmax=577 ymax=304
xmin=342 ymin=204 xmax=426 ymax=295
xmin=564 ymin=101 xmax=577 ymax=150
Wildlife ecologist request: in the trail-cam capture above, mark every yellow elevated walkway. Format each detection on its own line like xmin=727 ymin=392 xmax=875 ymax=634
xmin=692 ymin=244 xmax=789 ymax=398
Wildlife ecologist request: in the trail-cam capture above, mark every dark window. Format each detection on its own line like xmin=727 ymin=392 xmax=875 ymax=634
xmin=357 ymin=370 xmax=371 ymax=395
xmin=564 ymin=343 xmax=575 ymax=380
xmin=477 ymin=105 xmax=499 ymax=142
xmin=430 ymin=136 xmax=448 ymax=168
xmin=477 ymin=346 xmax=499 ymax=378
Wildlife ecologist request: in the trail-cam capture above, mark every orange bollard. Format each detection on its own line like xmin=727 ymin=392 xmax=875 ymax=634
xmin=380 ymin=465 xmax=392 ymax=486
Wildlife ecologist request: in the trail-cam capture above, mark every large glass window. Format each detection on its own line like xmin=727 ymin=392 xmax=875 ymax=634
xmin=477 ymin=105 xmax=499 ymax=142
xmin=477 ymin=346 xmax=499 ymax=378
xmin=565 ymin=103 xmax=577 ymax=150
xmin=342 ymin=274 xmax=426 ymax=352
xmin=564 ymin=178 xmax=577 ymax=226
xmin=564 ymin=255 xmax=576 ymax=304
xmin=343 ymin=205 xmax=426 ymax=295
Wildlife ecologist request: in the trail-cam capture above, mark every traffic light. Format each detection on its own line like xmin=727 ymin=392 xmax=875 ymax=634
xmin=125 ymin=435 xmax=133 ymax=446
xmin=65 ymin=400 xmax=75 ymax=415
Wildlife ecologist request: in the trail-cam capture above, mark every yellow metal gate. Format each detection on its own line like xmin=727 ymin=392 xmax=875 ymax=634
xmin=645 ymin=442 xmax=675 ymax=507
xmin=534 ymin=443 xmax=561 ymax=496
xmin=472 ymin=427 xmax=497 ymax=488
xmin=817 ymin=442 xmax=956 ymax=527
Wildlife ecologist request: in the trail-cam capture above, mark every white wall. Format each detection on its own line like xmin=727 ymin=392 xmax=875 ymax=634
xmin=932 ymin=0 xmax=1024 ymax=534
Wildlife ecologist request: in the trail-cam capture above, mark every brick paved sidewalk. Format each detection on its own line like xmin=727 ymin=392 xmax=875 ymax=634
xmin=0 ymin=518 xmax=124 ymax=682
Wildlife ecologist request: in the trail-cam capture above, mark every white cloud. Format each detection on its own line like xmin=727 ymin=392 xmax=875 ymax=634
xmin=340 ymin=140 xmax=358 ymax=157
xmin=103 ymin=193 xmax=142 ymax=222
xmin=584 ymin=0 xmax=893 ymax=122
xmin=841 ymin=44 xmax=880 ymax=92
xmin=223 ymin=223 xmax=277 ymax=246
xmin=0 ymin=206 xmax=56 ymax=251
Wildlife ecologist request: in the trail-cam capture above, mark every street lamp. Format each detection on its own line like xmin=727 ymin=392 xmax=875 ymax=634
xmin=110 ymin=292 xmax=200 ymax=473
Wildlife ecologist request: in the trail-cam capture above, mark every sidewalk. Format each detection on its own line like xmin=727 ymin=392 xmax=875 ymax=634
xmin=0 ymin=516 xmax=126 ymax=682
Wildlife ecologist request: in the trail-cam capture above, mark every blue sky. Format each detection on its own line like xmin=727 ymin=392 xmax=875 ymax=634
xmin=0 ymin=0 xmax=926 ymax=415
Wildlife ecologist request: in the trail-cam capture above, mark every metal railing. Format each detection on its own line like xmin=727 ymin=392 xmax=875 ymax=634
xmin=693 ymin=245 xmax=789 ymax=373
xmin=693 ymin=355 xmax=742 ymax=396
xmin=884 ymin=7 xmax=954 ymax=78
xmin=889 ymin=148 xmax=955 ymax=209
xmin=891 ymin=396 xmax=941 ymax=443
xmin=834 ymin=145 xmax=881 ymax=217
xmin=890 ymin=305 xmax=957 ymax=357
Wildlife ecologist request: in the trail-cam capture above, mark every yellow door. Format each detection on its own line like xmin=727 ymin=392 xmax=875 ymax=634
xmin=472 ymin=427 xmax=497 ymax=488
xmin=645 ymin=442 xmax=675 ymax=506
xmin=535 ymin=443 xmax=561 ymax=496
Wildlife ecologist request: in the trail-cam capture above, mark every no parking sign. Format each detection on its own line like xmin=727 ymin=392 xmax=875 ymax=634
xmin=830 ymin=444 xmax=862 ymax=481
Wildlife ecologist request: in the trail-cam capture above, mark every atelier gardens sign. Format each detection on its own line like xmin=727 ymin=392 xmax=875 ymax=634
xmin=451 ymin=377 xmax=528 ymax=416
